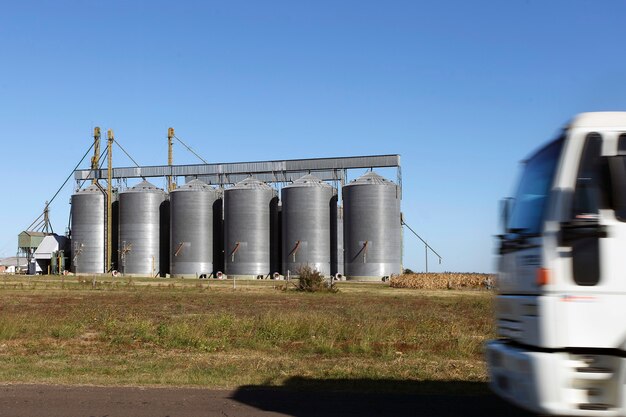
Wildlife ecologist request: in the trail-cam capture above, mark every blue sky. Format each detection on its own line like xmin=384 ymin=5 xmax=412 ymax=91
xmin=1 ymin=0 xmax=625 ymax=272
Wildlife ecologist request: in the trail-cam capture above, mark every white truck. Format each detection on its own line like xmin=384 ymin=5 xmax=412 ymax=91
xmin=486 ymin=112 xmax=626 ymax=415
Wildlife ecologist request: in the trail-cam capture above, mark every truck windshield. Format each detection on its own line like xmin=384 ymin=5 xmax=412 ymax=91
xmin=507 ymin=138 xmax=564 ymax=235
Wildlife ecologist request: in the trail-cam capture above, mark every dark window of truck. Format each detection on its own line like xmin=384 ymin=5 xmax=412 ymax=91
xmin=618 ymin=133 xmax=626 ymax=155
xmin=507 ymin=138 xmax=564 ymax=235
xmin=571 ymin=132 xmax=603 ymax=286
xmin=614 ymin=134 xmax=626 ymax=221
xmin=572 ymin=133 xmax=603 ymax=219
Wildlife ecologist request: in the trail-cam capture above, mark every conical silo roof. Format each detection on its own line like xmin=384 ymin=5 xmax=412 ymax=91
xmin=122 ymin=180 xmax=165 ymax=193
xmin=230 ymin=177 xmax=273 ymax=190
xmin=284 ymin=174 xmax=333 ymax=189
xmin=172 ymin=179 xmax=214 ymax=192
xmin=345 ymin=171 xmax=396 ymax=187
xmin=75 ymin=184 xmax=102 ymax=194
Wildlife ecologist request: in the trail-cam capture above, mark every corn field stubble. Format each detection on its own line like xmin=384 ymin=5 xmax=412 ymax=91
xmin=391 ymin=273 xmax=495 ymax=290
xmin=0 ymin=276 xmax=495 ymax=393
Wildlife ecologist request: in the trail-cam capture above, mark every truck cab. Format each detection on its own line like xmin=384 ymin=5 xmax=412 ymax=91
xmin=486 ymin=112 xmax=626 ymax=416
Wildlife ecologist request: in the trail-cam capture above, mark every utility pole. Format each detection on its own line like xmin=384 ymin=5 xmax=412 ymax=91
xmin=43 ymin=201 xmax=51 ymax=234
xmin=106 ymin=129 xmax=114 ymax=273
xmin=91 ymin=127 xmax=101 ymax=184
xmin=167 ymin=127 xmax=175 ymax=192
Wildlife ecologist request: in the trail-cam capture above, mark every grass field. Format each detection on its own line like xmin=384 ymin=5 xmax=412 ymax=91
xmin=0 ymin=276 xmax=494 ymax=393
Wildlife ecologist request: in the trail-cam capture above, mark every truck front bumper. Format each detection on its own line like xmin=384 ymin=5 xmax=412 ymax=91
xmin=486 ymin=340 xmax=623 ymax=416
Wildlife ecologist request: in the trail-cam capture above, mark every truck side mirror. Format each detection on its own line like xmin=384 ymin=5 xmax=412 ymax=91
xmin=499 ymin=197 xmax=514 ymax=233
xmin=559 ymin=221 xmax=607 ymax=246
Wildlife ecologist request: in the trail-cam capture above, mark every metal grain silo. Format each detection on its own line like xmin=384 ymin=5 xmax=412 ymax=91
xmin=170 ymin=179 xmax=218 ymax=278
xmin=343 ymin=172 xmax=401 ymax=281
xmin=111 ymin=197 xmax=119 ymax=271
xmin=70 ymin=184 xmax=105 ymax=274
xmin=118 ymin=180 xmax=168 ymax=276
xmin=275 ymin=201 xmax=282 ymax=275
xmin=224 ymin=178 xmax=277 ymax=279
xmin=212 ymin=189 xmax=225 ymax=275
xmin=281 ymin=174 xmax=336 ymax=277
xmin=331 ymin=205 xmax=344 ymax=277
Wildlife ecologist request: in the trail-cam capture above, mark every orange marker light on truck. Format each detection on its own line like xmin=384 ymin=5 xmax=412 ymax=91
xmin=536 ymin=268 xmax=550 ymax=286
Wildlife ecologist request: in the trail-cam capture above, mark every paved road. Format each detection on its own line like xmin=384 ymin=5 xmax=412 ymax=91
xmin=0 ymin=384 xmax=534 ymax=417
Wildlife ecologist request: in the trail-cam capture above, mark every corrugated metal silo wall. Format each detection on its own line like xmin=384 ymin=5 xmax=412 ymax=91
xmin=169 ymin=188 xmax=217 ymax=277
xmin=213 ymin=195 xmax=224 ymax=274
xmin=160 ymin=199 xmax=170 ymax=276
xmin=111 ymin=196 xmax=119 ymax=271
xmin=281 ymin=185 xmax=336 ymax=276
xmin=343 ymin=179 xmax=402 ymax=279
xmin=70 ymin=189 xmax=105 ymax=273
xmin=224 ymin=187 xmax=275 ymax=277
xmin=118 ymin=190 xmax=168 ymax=276
xmin=276 ymin=203 xmax=282 ymax=275
xmin=269 ymin=196 xmax=280 ymax=275
xmin=331 ymin=204 xmax=344 ymax=276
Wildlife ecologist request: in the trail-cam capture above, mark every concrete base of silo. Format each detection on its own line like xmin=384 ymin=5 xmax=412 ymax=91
xmin=345 ymin=275 xmax=391 ymax=282
xmin=284 ymin=273 xmax=335 ymax=280
xmin=171 ymin=273 xmax=212 ymax=279
xmin=119 ymin=273 xmax=165 ymax=278
xmin=223 ymin=274 xmax=271 ymax=280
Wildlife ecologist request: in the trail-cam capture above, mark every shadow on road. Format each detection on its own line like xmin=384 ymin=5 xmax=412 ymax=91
xmin=231 ymin=377 xmax=535 ymax=417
